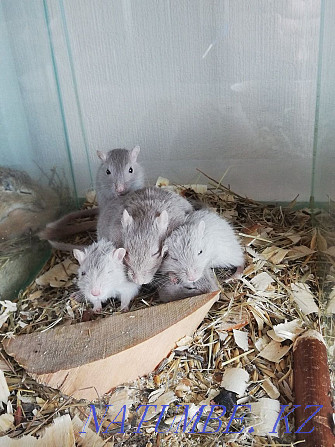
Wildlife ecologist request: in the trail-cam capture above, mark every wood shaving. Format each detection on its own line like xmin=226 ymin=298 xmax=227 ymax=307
xmin=0 ymin=370 xmax=10 ymax=404
xmin=72 ymin=415 xmax=111 ymax=447
xmin=261 ymin=378 xmax=280 ymax=399
xmin=0 ymin=301 xmax=17 ymax=329
xmin=269 ymin=319 xmax=305 ymax=342
xmin=1 ymin=172 xmax=333 ymax=446
xmin=250 ymin=272 xmax=275 ymax=291
xmin=291 ymin=282 xmax=319 ymax=315
xmin=259 ymin=340 xmax=291 ymax=363
xmin=0 ymin=415 xmax=74 ymax=446
xmin=250 ymin=398 xmax=281 ymax=436
xmin=233 ymin=329 xmax=249 ymax=351
xmin=0 ymin=413 xmax=14 ymax=435
xmin=220 ymin=367 xmax=249 ymax=396
xmin=35 ymin=259 xmax=78 ymax=288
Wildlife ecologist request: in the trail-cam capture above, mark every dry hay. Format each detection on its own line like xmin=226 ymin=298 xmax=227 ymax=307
xmin=0 ymin=172 xmax=334 ymax=446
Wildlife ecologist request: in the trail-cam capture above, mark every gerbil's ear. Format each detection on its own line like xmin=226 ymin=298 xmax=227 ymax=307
xmin=130 ymin=145 xmax=140 ymax=163
xmin=121 ymin=209 xmax=133 ymax=228
xmin=198 ymin=220 xmax=206 ymax=237
xmin=73 ymin=249 xmax=86 ymax=265
xmin=97 ymin=150 xmax=108 ymax=162
xmin=113 ymin=247 xmax=126 ymax=262
xmin=155 ymin=210 xmax=169 ymax=234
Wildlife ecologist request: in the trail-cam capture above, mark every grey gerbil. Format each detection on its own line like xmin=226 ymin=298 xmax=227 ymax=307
xmin=158 ymin=268 xmax=218 ymax=302
xmin=98 ymin=186 xmax=193 ymax=285
xmin=96 ymin=145 xmax=144 ymax=208
xmin=73 ymin=239 xmax=140 ymax=312
xmin=39 ymin=146 xmax=145 ymax=241
xmin=160 ymin=209 xmax=244 ymax=284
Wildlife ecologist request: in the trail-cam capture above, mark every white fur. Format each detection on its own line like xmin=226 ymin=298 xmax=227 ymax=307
xmin=161 ymin=209 xmax=244 ymax=283
xmin=74 ymin=239 xmax=140 ymax=311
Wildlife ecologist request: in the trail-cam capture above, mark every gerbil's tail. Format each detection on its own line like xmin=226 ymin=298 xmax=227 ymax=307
xmin=48 ymin=240 xmax=87 ymax=252
xmin=47 ymin=207 xmax=98 ymax=228
xmin=38 ymin=221 xmax=96 ymax=240
xmin=38 ymin=208 xmax=98 ymax=240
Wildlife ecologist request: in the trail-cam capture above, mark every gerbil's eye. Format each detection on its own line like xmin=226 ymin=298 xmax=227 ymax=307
xmin=129 ymin=167 xmax=133 ymax=173
xmin=81 ymin=271 xmax=86 ymax=276
xmin=198 ymin=250 xmax=203 ymax=255
xmin=106 ymin=169 xmax=111 ymax=175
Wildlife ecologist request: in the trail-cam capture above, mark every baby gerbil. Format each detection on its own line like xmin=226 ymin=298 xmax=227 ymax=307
xmin=158 ymin=268 xmax=218 ymax=302
xmin=160 ymin=209 xmax=244 ymax=284
xmin=98 ymin=186 xmax=193 ymax=285
xmin=39 ymin=146 xmax=145 ymax=241
xmin=73 ymin=239 xmax=140 ymax=312
xmin=96 ymin=145 xmax=144 ymax=208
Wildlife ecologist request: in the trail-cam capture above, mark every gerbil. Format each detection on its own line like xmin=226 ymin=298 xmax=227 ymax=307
xmin=158 ymin=268 xmax=218 ymax=302
xmin=96 ymin=145 xmax=144 ymax=208
xmin=39 ymin=146 xmax=145 ymax=241
xmin=98 ymin=186 xmax=193 ymax=285
xmin=73 ymin=239 xmax=140 ymax=312
xmin=0 ymin=167 xmax=59 ymax=240
xmin=160 ymin=209 xmax=244 ymax=284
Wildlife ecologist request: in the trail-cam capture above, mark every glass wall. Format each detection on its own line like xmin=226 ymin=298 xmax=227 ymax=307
xmin=2 ymin=0 xmax=324 ymax=203
xmin=314 ymin=0 xmax=335 ymax=396
xmin=313 ymin=0 xmax=335 ymax=204
xmin=0 ymin=1 xmax=78 ymax=299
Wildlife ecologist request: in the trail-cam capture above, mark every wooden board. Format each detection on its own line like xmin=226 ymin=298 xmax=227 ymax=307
xmin=3 ymin=292 xmax=219 ymax=400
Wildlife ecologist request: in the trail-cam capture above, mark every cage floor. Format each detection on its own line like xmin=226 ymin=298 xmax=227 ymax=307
xmin=0 ymin=177 xmax=334 ymax=446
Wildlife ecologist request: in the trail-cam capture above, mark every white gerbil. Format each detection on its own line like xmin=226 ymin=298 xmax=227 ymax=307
xmin=39 ymin=146 xmax=145 ymax=242
xmin=98 ymin=187 xmax=193 ymax=285
xmin=160 ymin=209 xmax=244 ymax=283
xmin=158 ymin=269 xmax=218 ymax=302
xmin=73 ymin=239 xmax=140 ymax=312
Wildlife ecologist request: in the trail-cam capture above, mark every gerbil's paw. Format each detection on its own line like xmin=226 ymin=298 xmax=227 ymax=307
xmin=92 ymin=305 xmax=102 ymax=312
xmin=120 ymin=305 xmax=129 ymax=313
xmin=168 ymin=273 xmax=179 ymax=284
xmin=235 ymin=265 xmax=244 ymax=276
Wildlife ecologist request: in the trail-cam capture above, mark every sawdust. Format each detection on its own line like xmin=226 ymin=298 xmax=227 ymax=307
xmin=0 ymin=174 xmax=334 ymax=446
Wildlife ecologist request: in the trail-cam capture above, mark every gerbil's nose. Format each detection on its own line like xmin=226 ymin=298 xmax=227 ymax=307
xmin=133 ymin=275 xmax=143 ymax=285
xmin=91 ymin=288 xmax=101 ymax=296
xmin=187 ymin=270 xmax=199 ymax=282
xmin=133 ymin=273 xmax=150 ymax=285
xmin=116 ymin=184 xmax=125 ymax=193
xmin=169 ymin=273 xmax=179 ymax=284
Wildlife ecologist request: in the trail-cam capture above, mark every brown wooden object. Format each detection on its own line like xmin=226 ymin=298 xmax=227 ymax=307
xmin=293 ymin=329 xmax=335 ymax=447
xmin=3 ymin=292 xmax=219 ymax=400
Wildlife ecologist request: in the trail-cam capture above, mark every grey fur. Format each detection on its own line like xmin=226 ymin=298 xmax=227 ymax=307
xmin=39 ymin=146 xmax=144 ymax=243
xmin=158 ymin=268 xmax=218 ymax=302
xmin=96 ymin=146 xmax=145 ymax=208
xmin=98 ymin=187 xmax=193 ymax=285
